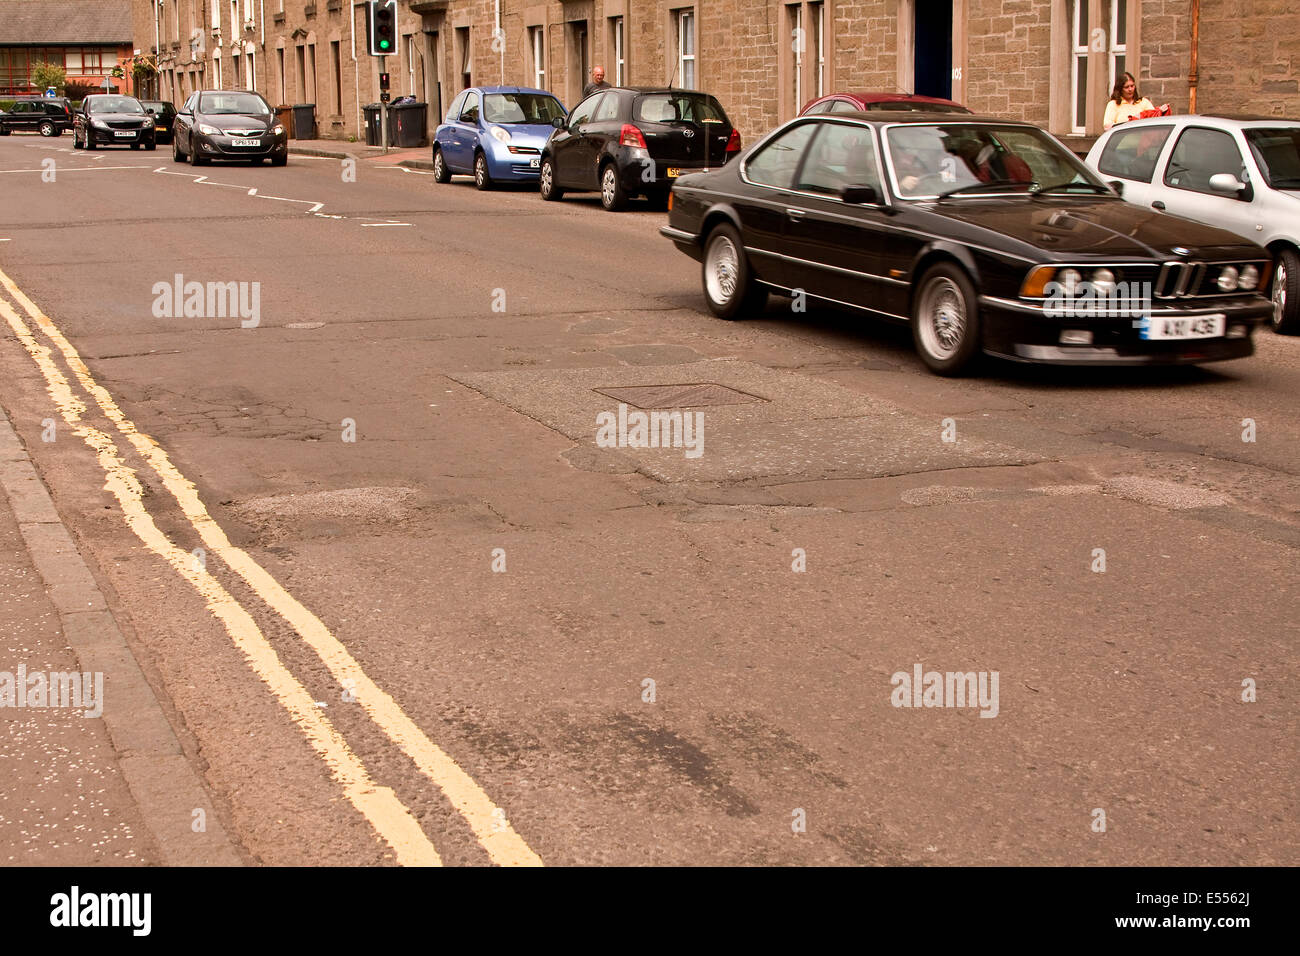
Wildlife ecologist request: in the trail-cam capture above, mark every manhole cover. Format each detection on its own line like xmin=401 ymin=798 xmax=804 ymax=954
xmin=593 ymin=383 xmax=766 ymax=409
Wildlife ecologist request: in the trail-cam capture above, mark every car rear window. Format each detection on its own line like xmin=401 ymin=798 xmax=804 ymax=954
xmin=634 ymin=93 xmax=727 ymax=126
xmin=1097 ymin=124 xmax=1173 ymax=182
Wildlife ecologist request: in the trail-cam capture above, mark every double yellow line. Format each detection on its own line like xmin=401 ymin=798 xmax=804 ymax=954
xmin=0 ymin=268 xmax=542 ymax=867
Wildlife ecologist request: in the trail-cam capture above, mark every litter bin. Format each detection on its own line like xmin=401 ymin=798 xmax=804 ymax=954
xmin=390 ymin=101 xmax=427 ymax=148
xmin=362 ymin=103 xmax=384 ymax=146
xmin=275 ymin=104 xmax=295 ymax=139
xmin=291 ymin=103 xmax=316 ymax=140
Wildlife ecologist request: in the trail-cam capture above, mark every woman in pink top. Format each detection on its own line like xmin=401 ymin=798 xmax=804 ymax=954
xmin=1103 ymin=72 xmax=1163 ymax=129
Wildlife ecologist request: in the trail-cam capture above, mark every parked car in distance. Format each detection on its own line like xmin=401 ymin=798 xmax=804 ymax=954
xmin=800 ymin=92 xmax=971 ymax=116
xmin=0 ymin=96 xmax=74 ymax=136
xmin=662 ymin=113 xmax=1274 ymax=375
xmin=1086 ymin=114 xmax=1300 ymax=333
xmin=172 ymin=90 xmax=287 ymax=166
xmin=540 ymin=86 xmax=741 ymax=210
xmin=432 ymin=86 xmax=566 ymax=189
xmin=72 ymin=95 xmax=155 ymax=150
xmin=140 ymin=100 xmax=178 ymax=143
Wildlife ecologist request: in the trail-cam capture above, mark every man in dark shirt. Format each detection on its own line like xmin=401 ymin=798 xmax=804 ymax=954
xmin=582 ymin=65 xmax=611 ymax=99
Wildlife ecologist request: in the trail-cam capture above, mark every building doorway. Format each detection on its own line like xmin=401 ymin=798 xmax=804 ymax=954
xmin=913 ymin=0 xmax=952 ymax=99
xmin=566 ymin=19 xmax=589 ymax=105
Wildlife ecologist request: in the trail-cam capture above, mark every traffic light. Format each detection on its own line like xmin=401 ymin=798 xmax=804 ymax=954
xmin=366 ymin=0 xmax=397 ymax=57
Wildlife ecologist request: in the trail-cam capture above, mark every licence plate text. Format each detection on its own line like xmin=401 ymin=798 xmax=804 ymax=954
xmin=231 ymin=138 xmax=260 ymax=147
xmin=113 ymin=131 xmax=134 ymax=138
xmin=1140 ymin=315 xmax=1226 ymax=340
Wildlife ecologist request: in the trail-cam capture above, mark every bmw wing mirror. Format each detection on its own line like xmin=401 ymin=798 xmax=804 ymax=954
xmin=841 ymin=184 xmax=881 ymax=205
xmin=1107 ymin=179 xmax=1125 ymax=198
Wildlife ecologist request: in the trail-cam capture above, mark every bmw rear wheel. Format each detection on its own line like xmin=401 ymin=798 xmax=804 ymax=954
xmin=432 ymin=147 xmax=450 ymax=183
xmin=702 ymin=223 xmax=767 ymax=320
xmin=474 ymin=151 xmax=492 ymax=190
xmin=539 ymin=157 xmax=563 ymax=200
xmin=600 ymin=163 xmax=628 ymax=211
xmin=1271 ymin=248 xmax=1300 ymax=334
xmin=912 ymin=262 xmax=982 ymax=375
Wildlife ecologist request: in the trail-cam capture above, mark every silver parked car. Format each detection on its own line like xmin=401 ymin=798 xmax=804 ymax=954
xmin=1086 ymin=115 xmax=1300 ymax=333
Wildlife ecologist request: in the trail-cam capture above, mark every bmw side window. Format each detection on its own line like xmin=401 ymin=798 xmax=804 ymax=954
xmin=1097 ymin=124 xmax=1172 ymax=183
xmin=459 ymin=93 xmax=479 ymax=125
xmin=1164 ymin=127 xmax=1246 ymax=194
xmin=743 ymin=122 xmax=817 ymax=190
xmin=796 ymin=123 xmax=881 ymax=196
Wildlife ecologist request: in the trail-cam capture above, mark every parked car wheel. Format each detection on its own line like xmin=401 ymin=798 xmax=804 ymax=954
xmin=145 ymin=139 xmax=156 ymax=151
xmin=84 ymin=131 xmax=96 ymax=150
xmin=190 ymin=144 xmax=206 ymax=166
xmin=432 ymin=147 xmax=451 ymax=183
xmin=701 ymin=223 xmax=767 ymax=320
xmin=271 ymin=154 xmax=287 ymax=167
xmin=171 ymin=136 xmax=185 ymax=161
xmin=600 ymin=163 xmax=628 ymax=211
xmin=1271 ymin=247 xmax=1300 ymax=334
xmin=72 ymin=129 xmax=83 ymax=149
xmin=539 ymin=157 xmax=563 ymax=201
xmin=38 ymin=120 xmax=56 ymax=137
xmin=0 ymin=128 xmax=10 ymax=136
xmin=912 ymin=262 xmax=982 ymax=375
xmin=473 ymin=151 xmax=492 ymax=190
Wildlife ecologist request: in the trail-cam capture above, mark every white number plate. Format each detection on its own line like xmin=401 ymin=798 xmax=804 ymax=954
xmin=113 ymin=131 xmax=134 ymax=138
xmin=230 ymin=138 xmax=260 ymax=147
xmin=1140 ymin=315 xmax=1226 ymax=340
xmin=529 ymin=157 xmax=540 ymax=168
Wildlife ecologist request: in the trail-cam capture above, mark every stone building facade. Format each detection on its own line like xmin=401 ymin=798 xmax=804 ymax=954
xmin=129 ymin=0 xmax=1300 ymax=144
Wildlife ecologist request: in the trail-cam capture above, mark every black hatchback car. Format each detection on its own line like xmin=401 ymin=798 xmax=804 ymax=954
xmin=540 ymin=87 xmax=740 ymax=210
xmin=140 ymin=100 xmax=178 ymax=143
xmin=0 ymin=97 xmax=73 ymax=136
xmin=662 ymin=112 xmax=1275 ymax=375
xmin=73 ymin=95 xmax=156 ymax=150
xmin=172 ymin=90 xmax=287 ymax=166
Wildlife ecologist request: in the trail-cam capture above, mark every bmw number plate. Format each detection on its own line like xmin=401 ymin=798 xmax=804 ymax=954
xmin=1139 ymin=315 xmax=1226 ymax=340
xmin=230 ymin=138 xmax=259 ymax=147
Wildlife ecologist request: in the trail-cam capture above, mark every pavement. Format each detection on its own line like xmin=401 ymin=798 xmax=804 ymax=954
xmin=288 ymin=137 xmax=434 ymax=170
xmin=0 ymin=131 xmax=1295 ymax=866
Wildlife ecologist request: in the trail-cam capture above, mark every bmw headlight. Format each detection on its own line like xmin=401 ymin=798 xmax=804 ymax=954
xmin=1058 ymin=268 xmax=1083 ymax=296
xmin=1217 ymin=266 xmax=1239 ymax=291
xmin=198 ymin=123 xmax=221 ymax=136
xmin=489 ymin=125 xmax=511 ymax=144
xmin=1238 ymin=264 xmax=1260 ymax=291
xmin=1091 ymin=268 xmax=1116 ymax=294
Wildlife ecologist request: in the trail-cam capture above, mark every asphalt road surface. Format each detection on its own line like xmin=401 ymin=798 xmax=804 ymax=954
xmin=0 ymin=134 xmax=1296 ymax=866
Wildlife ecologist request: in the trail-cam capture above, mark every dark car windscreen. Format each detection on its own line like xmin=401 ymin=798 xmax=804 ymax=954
xmin=483 ymin=93 xmax=565 ymax=125
xmin=634 ymin=93 xmax=728 ymax=126
xmin=199 ymin=92 xmax=271 ymax=115
xmin=88 ymin=97 xmax=144 ymax=113
xmin=1244 ymin=128 xmax=1300 ymax=189
xmin=886 ymin=123 xmax=1103 ymax=198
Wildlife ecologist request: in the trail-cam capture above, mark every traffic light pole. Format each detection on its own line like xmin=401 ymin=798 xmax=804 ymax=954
xmin=379 ymin=55 xmax=389 ymax=156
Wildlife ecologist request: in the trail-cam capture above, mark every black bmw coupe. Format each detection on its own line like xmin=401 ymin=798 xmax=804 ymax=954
xmin=662 ymin=112 xmax=1274 ymax=375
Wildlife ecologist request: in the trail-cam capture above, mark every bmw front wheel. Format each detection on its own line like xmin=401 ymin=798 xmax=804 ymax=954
xmin=912 ymin=262 xmax=982 ymax=375
xmin=702 ymin=223 xmax=767 ymax=320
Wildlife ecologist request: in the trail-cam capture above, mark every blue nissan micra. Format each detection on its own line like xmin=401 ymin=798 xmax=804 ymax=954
xmin=432 ymin=86 xmax=566 ymax=189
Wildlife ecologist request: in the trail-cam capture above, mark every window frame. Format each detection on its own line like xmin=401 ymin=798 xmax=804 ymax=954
xmin=1162 ymin=125 xmax=1249 ymax=196
xmin=675 ymin=8 xmax=696 ymax=90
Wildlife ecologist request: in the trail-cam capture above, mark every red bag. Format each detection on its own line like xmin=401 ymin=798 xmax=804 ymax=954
xmin=1139 ymin=104 xmax=1173 ymax=119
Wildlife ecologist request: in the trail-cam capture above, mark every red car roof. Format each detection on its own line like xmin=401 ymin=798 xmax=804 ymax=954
xmin=799 ymin=92 xmax=971 ymax=115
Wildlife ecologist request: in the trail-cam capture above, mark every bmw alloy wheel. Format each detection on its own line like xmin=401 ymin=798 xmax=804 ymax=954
xmin=705 ymin=233 xmax=740 ymax=306
xmin=917 ymin=276 xmax=966 ymax=360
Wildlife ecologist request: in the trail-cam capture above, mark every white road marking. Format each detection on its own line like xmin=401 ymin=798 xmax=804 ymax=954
xmin=360 ymin=221 xmax=411 ymax=227
xmin=0 ymin=165 xmax=151 ymax=173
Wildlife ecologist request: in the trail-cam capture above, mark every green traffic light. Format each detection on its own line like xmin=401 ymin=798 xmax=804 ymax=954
xmin=380 ymin=40 xmax=390 ymax=49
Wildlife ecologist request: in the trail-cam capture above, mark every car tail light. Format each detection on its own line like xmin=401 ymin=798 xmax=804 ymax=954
xmin=726 ymin=128 xmax=742 ymax=154
xmin=619 ymin=124 xmax=647 ymax=149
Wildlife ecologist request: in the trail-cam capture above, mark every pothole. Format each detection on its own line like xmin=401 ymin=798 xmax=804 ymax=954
xmin=232 ymin=486 xmax=418 ymax=521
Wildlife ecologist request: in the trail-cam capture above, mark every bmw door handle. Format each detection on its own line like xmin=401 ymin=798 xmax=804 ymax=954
xmin=1151 ymin=201 xmax=1166 ymax=210
xmin=786 ymin=208 xmax=806 ymax=220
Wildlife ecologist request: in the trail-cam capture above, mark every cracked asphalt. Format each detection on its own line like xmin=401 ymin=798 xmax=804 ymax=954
xmin=0 ymin=135 xmax=1296 ymax=865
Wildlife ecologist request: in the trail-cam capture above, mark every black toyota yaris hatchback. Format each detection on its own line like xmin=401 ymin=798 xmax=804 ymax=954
xmin=540 ymin=87 xmax=740 ymax=211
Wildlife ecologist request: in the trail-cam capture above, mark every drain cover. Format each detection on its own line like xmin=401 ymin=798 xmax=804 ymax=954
xmin=593 ymin=383 xmax=766 ymax=409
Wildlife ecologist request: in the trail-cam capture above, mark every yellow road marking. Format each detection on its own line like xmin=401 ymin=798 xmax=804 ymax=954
xmin=0 ymin=296 xmax=441 ymax=866
xmin=0 ymin=268 xmax=543 ymax=867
